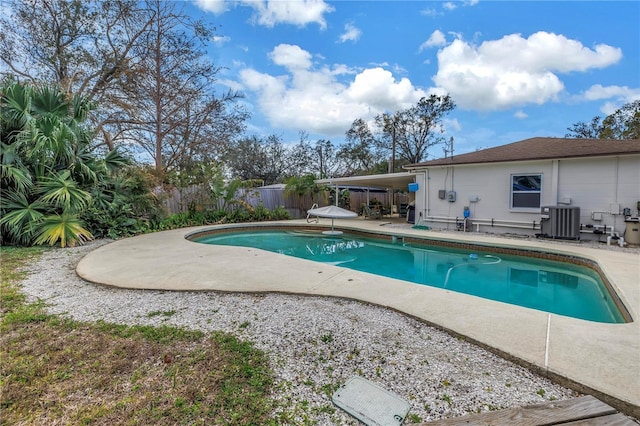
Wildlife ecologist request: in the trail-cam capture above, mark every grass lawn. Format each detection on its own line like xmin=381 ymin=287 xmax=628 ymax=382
xmin=0 ymin=246 xmax=278 ymax=425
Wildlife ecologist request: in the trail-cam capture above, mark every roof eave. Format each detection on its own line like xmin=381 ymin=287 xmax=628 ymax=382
xmin=405 ymin=151 xmax=640 ymax=169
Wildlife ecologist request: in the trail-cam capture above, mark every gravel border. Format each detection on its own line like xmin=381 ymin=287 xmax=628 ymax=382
xmin=15 ymin=239 xmax=593 ymax=424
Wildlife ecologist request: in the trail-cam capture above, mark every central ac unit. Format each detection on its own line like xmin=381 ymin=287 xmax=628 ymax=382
xmin=540 ymin=206 xmax=580 ymax=240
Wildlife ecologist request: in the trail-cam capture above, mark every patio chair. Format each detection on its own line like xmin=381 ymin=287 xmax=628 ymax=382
xmin=362 ymin=204 xmax=382 ymax=220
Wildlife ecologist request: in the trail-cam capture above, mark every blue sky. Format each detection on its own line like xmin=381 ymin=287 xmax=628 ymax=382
xmin=191 ymin=0 xmax=639 ymax=157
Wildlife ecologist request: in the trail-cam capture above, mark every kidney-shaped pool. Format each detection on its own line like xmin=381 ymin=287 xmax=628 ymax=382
xmin=191 ymin=229 xmax=628 ymax=323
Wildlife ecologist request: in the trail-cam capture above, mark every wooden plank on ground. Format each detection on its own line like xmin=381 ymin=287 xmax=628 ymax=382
xmin=561 ymin=413 xmax=639 ymax=426
xmin=412 ymin=395 xmax=618 ymax=426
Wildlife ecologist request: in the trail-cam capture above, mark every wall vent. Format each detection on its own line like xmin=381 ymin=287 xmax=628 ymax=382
xmin=541 ymin=206 xmax=580 ymax=240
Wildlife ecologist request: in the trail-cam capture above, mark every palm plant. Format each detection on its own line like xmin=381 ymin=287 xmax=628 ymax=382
xmin=33 ymin=212 xmax=93 ymax=247
xmin=0 ymin=81 xmax=101 ymax=246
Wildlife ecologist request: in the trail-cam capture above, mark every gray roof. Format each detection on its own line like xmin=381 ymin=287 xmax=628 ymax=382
xmin=405 ymin=137 xmax=640 ymax=168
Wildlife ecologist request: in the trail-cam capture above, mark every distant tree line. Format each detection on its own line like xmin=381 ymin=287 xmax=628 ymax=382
xmin=226 ymin=94 xmax=457 ymax=184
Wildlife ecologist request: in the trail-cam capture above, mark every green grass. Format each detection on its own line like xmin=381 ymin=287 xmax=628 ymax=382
xmin=0 ymin=245 xmax=278 ymax=425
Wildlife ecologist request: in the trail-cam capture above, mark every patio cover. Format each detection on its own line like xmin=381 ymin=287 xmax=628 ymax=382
xmin=316 ymin=172 xmax=415 ymax=190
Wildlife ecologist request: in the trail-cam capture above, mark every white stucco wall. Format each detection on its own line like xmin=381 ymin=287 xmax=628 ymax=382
xmin=412 ymin=154 xmax=640 ymax=239
xmin=557 ymin=156 xmax=640 ymax=229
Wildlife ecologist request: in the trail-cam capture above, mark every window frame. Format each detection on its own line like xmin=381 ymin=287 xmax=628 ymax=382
xmin=510 ymin=173 xmax=542 ymax=211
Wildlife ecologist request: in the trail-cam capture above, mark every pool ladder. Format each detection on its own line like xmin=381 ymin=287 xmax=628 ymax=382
xmin=307 ymin=203 xmax=319 ymax=223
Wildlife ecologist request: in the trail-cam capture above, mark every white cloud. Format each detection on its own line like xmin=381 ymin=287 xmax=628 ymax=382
xmin=581 ymin=85 xmax=640 ymax=115
xmin=514 ymin=110 xmax=528 ymax=119
xmin=330 ymin=64 xmax=356 ymax=76
xmin=582 ymin=84 xmax=640 ymax=102
xmin=194 ymin=0 xmax=228 ymax=14
xmin=212 ymin=35 xmax=231 ymax=45
xmin=444 ymin=118 xmax=462 ymax=132
xmin=443 ymin=0 xmax=478 ymax=12
xmin=218 ymin=78 xmax=245 ymax=91
xmin=420 ymin=30 xmax=447 ymax=51
xmin=424 ymin=0 xmax=477 ymax=16
xmin=433 ymin=31 xmax=623 ymax=110
xmin=269 ymin=44 xmax=313 ymax=70
xmin=194 ymin=0 xmax=333 ymax=28
xmin=600 ymin=102 xmax=620 ymax=116
xmin=345 ymin=68 xmax=428 ymax=110
xmin=246 ymin=0 xmax=334 ymax=29
xmin=338 ymin=23 xmax=362 ymax=43
xmin=420 ymin=8 xmax=439 ymax=17
xmin=240 ymin=68 xmax=288 ymax=98
xmin=239 ymin=45 xmax=427 ymax=136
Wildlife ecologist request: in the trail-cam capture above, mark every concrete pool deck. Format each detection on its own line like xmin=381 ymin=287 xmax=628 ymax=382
xmin=76 ymin=219 xmax=640 ymax=417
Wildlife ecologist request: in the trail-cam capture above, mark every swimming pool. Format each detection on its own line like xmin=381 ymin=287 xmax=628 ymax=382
xmin=192 ymin=229 xmax=626 ymax=323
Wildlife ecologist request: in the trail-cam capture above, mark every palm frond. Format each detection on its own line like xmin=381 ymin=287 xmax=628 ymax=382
xmin=33 ymin=212 xmax=93 ymax=247
xmin=0 ymin=82 xmax=33 ymax=132
xmin=103 ymin=148 xmax=132 ymax=174
xmin=31 ymin=85 xmax=69 ymax=118
xmin=0 ymin=191 xmax=46 ymax=245
xmin=37 ymin=170 xmax=92 ymax=212
xmin=72 ymin=93 xmax=95 ymax=123
xmin=0 ymin=163 xmax=33 ymax=192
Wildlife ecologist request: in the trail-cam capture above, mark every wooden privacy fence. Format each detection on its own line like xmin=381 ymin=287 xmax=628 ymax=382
xmin=160 ymin=185 xmax=410 ymax=219
xmin=160 ymin=185 xmax=321 ymax=218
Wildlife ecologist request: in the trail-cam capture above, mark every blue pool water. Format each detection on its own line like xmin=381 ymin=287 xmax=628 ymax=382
xmin=193 ymin=230 xmax=625 ymax=323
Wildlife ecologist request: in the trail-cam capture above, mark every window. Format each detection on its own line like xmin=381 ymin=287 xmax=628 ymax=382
xmin=511 ymin=174 xmax=541 ymax=209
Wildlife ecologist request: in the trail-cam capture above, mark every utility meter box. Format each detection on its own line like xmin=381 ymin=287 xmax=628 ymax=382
xmin=446 ymin=191 xmax=456 ymax=202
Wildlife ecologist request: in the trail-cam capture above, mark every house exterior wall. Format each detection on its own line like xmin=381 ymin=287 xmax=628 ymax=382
xmin=412 ymin=154 xmax=640 ymax=239
xmin=557 ymin=156 xmax=640 ymax=230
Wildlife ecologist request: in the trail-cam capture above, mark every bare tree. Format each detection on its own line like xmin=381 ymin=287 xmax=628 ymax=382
xmin=285 ymin=131 xmax=317 ymax=178
xmin=314 ymin=139 xmax=343 ymax=179
xmin=565 ymin=116 xmax=603 ymax=139
xmin=0 ymin=0 xmax=154 ymax=150
xmin=340 ymin=118 xmax=385 ymax=175
xmin=117 ymin=0 xmax=246 ymax=176
xmin=287 ymin=132 xmax=344 ymax=179
xmin=375 ymin=94 xmax=456 ymax=165
xmin=225 ymin=135 xmax=287 ymax=185
xmin=1 ymin=0 xmax=247 ymax=170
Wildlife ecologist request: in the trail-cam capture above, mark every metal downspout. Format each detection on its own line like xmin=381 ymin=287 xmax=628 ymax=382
xmin=424 ymin=170 xmax=429 ymax=220
xmin=551 ymin=160 xmax=559 ymax=205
